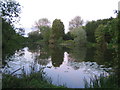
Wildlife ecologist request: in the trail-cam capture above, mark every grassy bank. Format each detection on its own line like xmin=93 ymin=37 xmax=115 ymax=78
xmin=2 ymin=72 xmax=65 ymax=88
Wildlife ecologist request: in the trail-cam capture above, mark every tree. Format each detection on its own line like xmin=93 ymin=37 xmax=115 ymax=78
xmin=85 ymin=18 xmax=114 ymax=43
xmin=34 ymin=18 xmax=51 ymax=30
xmin=49 ymin=19 xmax=65 ymax=44
xmin=70 ymin=26 xmax=87 ymax=46
xmin=34 ymin=18 xmax=51 ymax=44
xmin=95 ymin=24 xmax=106 ymax=49
xmin=1 ymin=0 xmax=27 ymax=64
xmin=106 ymin=18 xmax=118 ymax=45
xmin=63 ymin=32 xmax=74 ymax=40
xmin=28 ymin=30 xmax=43 ymax=42
xmin=116 ymin=10 xmax=120 ymax=87
xmin=85 ymin=21 xmax=97 ymax=43
xmin=0 ymin=0 xmax=21 ymax=23
xmin=42 ymin=27 xmax=51 ymax=44
xmin=69 ymin=16 xmax=83 ymax=30
xmin=118 ymin=11 xmax=120 ymax=44
xmin=1 ymin=0 xmax=23 ymax=46
xmin=16 ymin=28 xmax=25 ymax=36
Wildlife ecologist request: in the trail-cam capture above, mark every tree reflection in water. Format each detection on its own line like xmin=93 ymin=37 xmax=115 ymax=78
xmin=28 ymin=44 xmax=51 ymax=66
xmin=3 ymin=45 xmax=116 ymax=88
xmin=68 ymin=46 xmax=87 ymax=62
xmin=50 ymin=45 xmax=64 ymax=67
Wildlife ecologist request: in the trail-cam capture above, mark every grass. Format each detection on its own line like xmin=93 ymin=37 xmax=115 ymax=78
xmin=84 ymin=74 xmax=119 ymax=89
xmin=3 ymin=71 xmax=119 ymax=89
xmin=2 ymin=67 xmax=119 ymax=89
xmin=2 ymin=71 xmax=65 ymax=88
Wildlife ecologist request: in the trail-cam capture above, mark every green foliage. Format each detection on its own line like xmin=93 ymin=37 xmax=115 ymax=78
xmin=68 ymin=46 xmax=87 ymax=62
xmin=85 ymin=18 xmax=114 ymax=43
xmin=2 ymin=19 xmax=26 ymax=63
xmin=63 ymin=32 xmax=74 ymax=40
xmin=107 ymin=18 xmax=118 ymax=45
xmin=85 ymin=21 xmax=97 ymax=43
xmin=0 ymin=0 xmax=21 ymax=23
xmin=60 ymin=40 xmax=74 ymax=47
xmin=32 ymin=18 xmax=52 ymax=44
xmin=1 ymin=0 xmax=27 ymax=64
xmin=28 ymin=30 xmax=43 ymax=43
xmin=86 ymin=42 xmax=97 ymax=48
xmin=84 ymin=74 xmax=119 ymax=88
xmin=118 ymin=11 xmax=120 ymax=44
xmin=49 ymin=19 xmax=65 ymax=45
xmin=94 ymin=18 xmax=118 ymax=50
xmin=28 ymin=27 xmax=51 ymax=44
xmin=40 ymin=26 xmax=52 ymax=44
xmin=95 ymin=24 xmax=106 ymax=48
xmin=50 ymin=45 xmax=64 ymax=67
xmin=3 ymin=72 xmax=65 ymax=88
xmin=70 ymin=26 xmax=87 ymax=46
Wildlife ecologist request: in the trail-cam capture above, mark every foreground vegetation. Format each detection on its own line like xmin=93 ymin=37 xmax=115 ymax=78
xmin=3 ymin=72 xmax=119 ymax=89
xmin=84 ymin=74 xmax=119 ymax=88
xmin=3 ymin=72 xmax=65 ymax=88
xmin=1 ymin=0 xmax=27 ymax=66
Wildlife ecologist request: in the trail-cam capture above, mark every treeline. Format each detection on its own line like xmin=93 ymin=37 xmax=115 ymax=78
xmin=28 ymin=18 xmax=65 ymax=45
xmin=28 ymin=13 xmax=119 ymax=50
xmin=1 ymin=0 xmax=27 ymax=61
xmin=28 ymin=16 xmax=87 ymax=47
xmin=85 ymin=17 xmax=118 ymax=49
xmin=27 ymin=12 xmax=119 ymax=72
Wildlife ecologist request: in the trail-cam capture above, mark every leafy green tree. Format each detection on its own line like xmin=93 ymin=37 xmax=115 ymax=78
xmin=70 ymin=26 xmax=87 ymax=46
xmin=28 ymin=30 xmax=43 ymax=42
xmin=2 ymin=18 xmax=26 ymax=63
xmin=34 ymin=18 xmax=51 ymax=44
xmin=49 ymin=19 xmax=65 ymax=44
xmin=109 ymin=18 xmax=118 ymax=45
xmin=95 ymin=24 xmax=106 ymax=49
xmin=34 ymin=18 xmax=51 ymax=34
xmin=94 ymin=21 xmax=119 ymax=50
xmin=1 ymin=0 xmax=27 ymax=63
xmin=85 ymin=21 xmax=97 ymax=43
xmin=85 ymin=18 xmax=113 ymax=43
xmin=43 ymin=27 xmax=51 ymax=44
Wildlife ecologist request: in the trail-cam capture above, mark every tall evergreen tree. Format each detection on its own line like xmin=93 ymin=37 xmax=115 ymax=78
xmin=49 ymin=19 xmax=65 ymax=44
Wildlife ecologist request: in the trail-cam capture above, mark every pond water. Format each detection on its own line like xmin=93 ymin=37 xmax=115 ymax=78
xmin=2 ymin=45 xmax=114 ymax=88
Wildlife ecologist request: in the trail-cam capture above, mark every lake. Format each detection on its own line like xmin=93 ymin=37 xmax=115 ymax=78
xmin=2 ymin=44 xmax=115 ymax=88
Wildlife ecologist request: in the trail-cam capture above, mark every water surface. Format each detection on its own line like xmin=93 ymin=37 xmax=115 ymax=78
xmin=3 ymin=46 xmax=113 ymax=88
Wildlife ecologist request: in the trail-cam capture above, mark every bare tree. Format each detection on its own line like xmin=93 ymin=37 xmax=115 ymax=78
xmin=34 ymin=18 xmax=51 ymax=30
xmin=69 ymin=16 xmax=83 ymax=30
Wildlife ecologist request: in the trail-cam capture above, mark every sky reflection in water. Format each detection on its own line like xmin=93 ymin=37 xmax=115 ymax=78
xmin=3 ymin=47 xmax=112 ymax=88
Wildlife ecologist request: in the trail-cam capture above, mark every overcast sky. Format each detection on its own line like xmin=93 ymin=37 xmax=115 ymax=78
xmin=17 ymin=0 xmax=119 ymax=35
